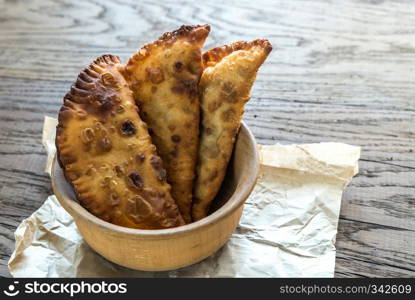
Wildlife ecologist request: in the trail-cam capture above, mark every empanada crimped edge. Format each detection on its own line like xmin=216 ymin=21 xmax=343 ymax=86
xmin=56 ymin=54 xmax=185 ymax=229
xmin=202 ymin=39 xmax=272 ymax=67
xmin=192 ymin=39 xmax=272 ymax=220
xmin=122 ymin=25 xmax=210 ymax=223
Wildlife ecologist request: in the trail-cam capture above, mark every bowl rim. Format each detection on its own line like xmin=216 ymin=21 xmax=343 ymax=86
xmin=51 ymin=121 xmax=260 ymax=239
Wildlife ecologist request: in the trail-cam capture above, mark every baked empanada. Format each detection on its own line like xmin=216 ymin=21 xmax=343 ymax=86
xmin=123 ymin=25 xmax=210 ymax=223
xmin=192 ymin=40 xmax=272 ymax=221
xmin=56 ymin=54 xmax=184 ymax=229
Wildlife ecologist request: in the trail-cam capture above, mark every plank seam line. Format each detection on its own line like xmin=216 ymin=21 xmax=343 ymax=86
xmin=339 ymin=217 xmax=415 ymax=232
xmin=335 ymin=256 xmax=415 ymax=274
xmin=360 ymin=159 xmax=415 ymax=170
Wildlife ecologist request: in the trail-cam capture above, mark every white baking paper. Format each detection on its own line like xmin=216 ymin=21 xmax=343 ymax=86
xmin=8 ymin=116 xmax=360 ymax=277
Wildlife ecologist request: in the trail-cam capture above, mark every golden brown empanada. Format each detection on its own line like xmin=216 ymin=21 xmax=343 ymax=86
xmin=56 ymin=54 xmax=184 ymax=229
xmin=192 ymin=40 xmax=272 ymax=221
xmin=122 ymin=25 xmax=210 ymax=223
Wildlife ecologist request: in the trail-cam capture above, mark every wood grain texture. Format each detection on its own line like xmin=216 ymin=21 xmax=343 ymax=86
xmin=0 ymin=0 xmax=414 ymax=277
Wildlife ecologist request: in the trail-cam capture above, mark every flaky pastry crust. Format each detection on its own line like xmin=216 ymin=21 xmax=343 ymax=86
xmin=192 ymin=40 xmax=272 ymax=220
xmin=56 ymin=54 xmax=184 ymax=229
xmin=122 ymin=25 xmax=211 ymax=223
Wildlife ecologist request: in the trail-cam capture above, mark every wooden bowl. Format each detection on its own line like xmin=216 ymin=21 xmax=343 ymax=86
xmin=51 ymin=122 xmax=259 ymax=271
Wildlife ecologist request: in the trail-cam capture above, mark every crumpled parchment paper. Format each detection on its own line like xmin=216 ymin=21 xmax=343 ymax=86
xmin=8 ymin=116 xmax=360 ymax=277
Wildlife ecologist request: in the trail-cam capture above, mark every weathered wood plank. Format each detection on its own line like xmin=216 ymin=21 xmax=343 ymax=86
xmin=335 ymin=219 xmax=415 ymax=278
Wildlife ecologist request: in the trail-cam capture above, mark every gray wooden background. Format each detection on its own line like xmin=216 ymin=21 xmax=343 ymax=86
xmin=0 ymin=0 xmax=414 ymax=277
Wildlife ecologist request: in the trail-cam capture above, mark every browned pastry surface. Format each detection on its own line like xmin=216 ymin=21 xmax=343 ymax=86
xmin=56 ymin=54 xmax=184 ymax=229
xmin=192 ymin=40 xmax=272 ymax=221
xmin=122 ymin=25 xmax=210 ymax=223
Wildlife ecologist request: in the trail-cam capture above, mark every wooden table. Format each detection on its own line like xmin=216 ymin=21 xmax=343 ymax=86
xmin=0 ymin=0 xmax=414 ymax=278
